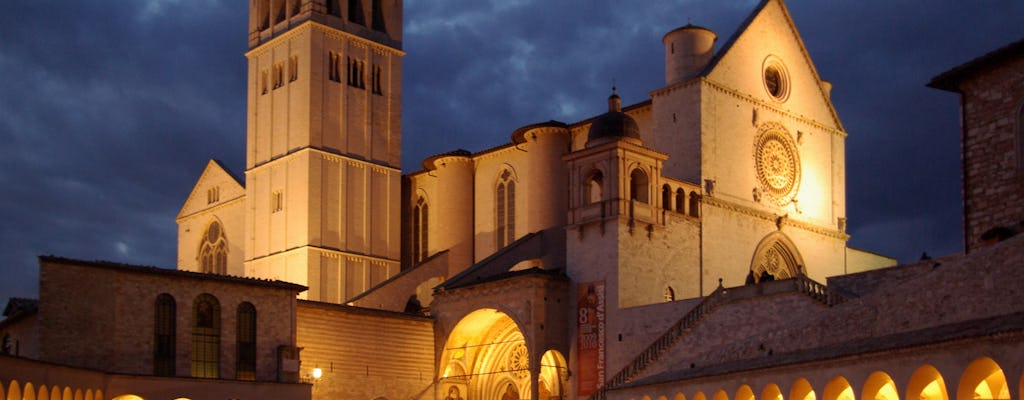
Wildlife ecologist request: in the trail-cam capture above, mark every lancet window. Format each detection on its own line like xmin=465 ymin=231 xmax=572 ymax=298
xmin=496 ymin=170 xmax=516 ymax=248
xmin=413 ymin=197 xmax=428 ymax=263
xmin=236 ymin=302 xmax=257 ymax=380
xmin=630 ymin=168 xmax=649 ymax=203
xmin=154 ymin=294 xmax=176 ymax=376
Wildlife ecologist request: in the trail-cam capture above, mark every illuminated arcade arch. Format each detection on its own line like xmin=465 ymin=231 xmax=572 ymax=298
xmin=761 ymin=383 xmax=783 ymax=400
xmin=439 ymin=309 xmax=531 ymax=400
xmin=786 ymin=378 xmax=819 ymax=400
xmin=823 ymin=376 xmax=854 ymax=400
xmin=862 ymin=371 xmax=899 ymax=400
xmin=958 ymin=357 xmax=1010 ymax=400
xmin=907 ymin=364 xmax=949 ymax=400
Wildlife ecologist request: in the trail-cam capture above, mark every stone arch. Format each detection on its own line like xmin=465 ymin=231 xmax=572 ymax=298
xmin=62 ymin=387 xmax=71 ymax=400
xmin=629 ymin=167 xmax=650 ymax=203
xmin=823 ymin=376 xmax=854 ymax=400
xmin=439 ymin=308 xmax=531 ymax=400
xmin=24 ymin=383 xmax=35 ymax=400
xmin=691 ymin=391 xmax=707 ymax=400
xmin=711 ymin=389 xmax=728 ymax=400
xmin=538 ymin=350 xmax=568 ymax=400
xmin=111 ymin=396 xmax=146 ymax=400
xmin=675 ymin=188 xmax=686 ymax=213
xmin=91 ymin=391 xmax=101 ymax=400
xmin=688 ymin=191 xmax=700 ymax=217
xmin=662 ymin=184 xmax=673 ymax=210
xmin=790 ymin=378 xmax=815 ymax=400
xmin=761 ymin=383 xmax=783 ymax=400
xmin=749 ymin=231 xmax=805 ymax=282
xmin=862 ymin=371 xmax=899 ymax=400
xmin=673 ymin=393 xmax=686 ymax=400
xmin=735 ymin=384 xmax=755 ymax=400
xmin=73 ymin=389 xmax=82 ymax=400
xmin=958 ymin=356 xmax=1010 ymax=400
xmin=49 ymin=387 xmax=60 ymax=400
xmin=37 ymin=385 xmax=47 ymax=400
xmin=585 ymin=168 xmax=605 ymax=204
xmin=656 ymin=395 xmax=667 ymax=400
xmin=907 ymin=364 xmax=948 ymax=400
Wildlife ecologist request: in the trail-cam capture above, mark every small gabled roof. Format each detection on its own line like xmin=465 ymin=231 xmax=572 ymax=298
xmin=928 ymin=38 xmax=1024 ymax=92
xmin=177 ymin=159 xmax=245 ymax=220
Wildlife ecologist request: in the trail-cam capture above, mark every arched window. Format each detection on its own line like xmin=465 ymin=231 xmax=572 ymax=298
xmin=326 ymin=0 xmax=341 ymax=16
xmin=371 ymin=0 xmax=387 ymax=33
xmin=413 ymin=197 xmax=428 ymax=263
xmin=661 ymin=185 xmax=672 ymax=211
xmin=348 ymin=0 xmax=365 ymax=25
xmin=675 ymin=188 xmax=685 ymax=214
xmin=664 ymin=286 xmax=675 ymax=302
xmin=587 ymin=170 xmax=604 ymax=204
xmin=191 ymin=294 xmax=220 ymax=378
xmin=236 ymin=302 xmax=257 ymax=380
xmin=688 ymin=191 xmax=700 ymax=217
xmin=273 ymin=0 xmax=286 ymax=24
xmin=258 ymin=0 xmax=270 ymax=29
xmin=630 ymin=168 xmax=649 ymax=203
xmin=199 ymin=221 xmax=227 ymax=274
xmin=154 ymin=294 xmax=176 ymax=376
xmin=496 ymin=170 xmax=516 ymax=248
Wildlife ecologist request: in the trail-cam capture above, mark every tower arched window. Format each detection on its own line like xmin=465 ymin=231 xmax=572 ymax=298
xmin=496 ymin=170 xmax=516 ymax=248
xmin=199 ymin=221 xmax=227 ymax=275
xmin=191 ymin=294 xmax=220 ymax=378
xmin=664 ymin=287 xmax=675 ymax=302
xmin=587 ymin=170 xmax=603 ymax=204
xmin=348 ymin=0 xmax=365 ymax=25
xmin=371 ymin=0 xmax=387 ymax=33
xmin=630 ymin=168 xmax=649 ymax=203
xmin=154 ymin=294 xmax=176 ymax=376
xmin=413 ymin=197 xmax=428 ymax=263
xmin=236 ymin=302 xmax=257 ymax=380
xmin=326 ymin=0 xmax=341 ymax=16
xmin=662 ymin=185 xmax=672 ymax=211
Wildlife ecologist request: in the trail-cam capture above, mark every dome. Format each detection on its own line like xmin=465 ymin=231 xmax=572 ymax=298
xmin=586 ymin=89 xmax=641 ymax=146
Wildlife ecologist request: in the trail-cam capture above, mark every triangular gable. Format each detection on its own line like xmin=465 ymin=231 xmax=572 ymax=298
xmin=177 ymin=159 xmax=246 ymax=220
xmin=702 ymin=0 xmax=843 ymax=131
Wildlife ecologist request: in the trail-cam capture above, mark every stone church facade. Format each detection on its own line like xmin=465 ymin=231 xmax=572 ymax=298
xmin=2 ymin=1 xmax=1023 ymax=400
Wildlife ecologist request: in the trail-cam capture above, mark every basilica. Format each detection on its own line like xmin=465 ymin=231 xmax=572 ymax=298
xmin=2 ymin=1 xmax=1022 ymax=400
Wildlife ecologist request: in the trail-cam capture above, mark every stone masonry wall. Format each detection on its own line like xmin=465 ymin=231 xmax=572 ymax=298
xmin=961 ymin=55 xmax=1024 ymax=250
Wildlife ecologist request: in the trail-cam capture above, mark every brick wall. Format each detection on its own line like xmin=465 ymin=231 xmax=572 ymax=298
xmin=959 ymin=55 xmax=1024 ymax=250
xmin=296 ymin=301 xmax=435 ymax=400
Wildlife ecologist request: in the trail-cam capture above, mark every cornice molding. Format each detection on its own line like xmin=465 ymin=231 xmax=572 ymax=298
xmin=246 ymin=21 xmax=406 ymax=58
xmin=703 ymin=196 xmax=848 ymax=240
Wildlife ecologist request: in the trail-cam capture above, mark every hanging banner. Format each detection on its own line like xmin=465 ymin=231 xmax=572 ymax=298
xmin=577 ymin=281 xmax=605 ymax=396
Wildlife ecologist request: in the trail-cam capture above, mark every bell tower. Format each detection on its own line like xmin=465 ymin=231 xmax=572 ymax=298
xmin=243 ymin=0 xmax=404 ymax=303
